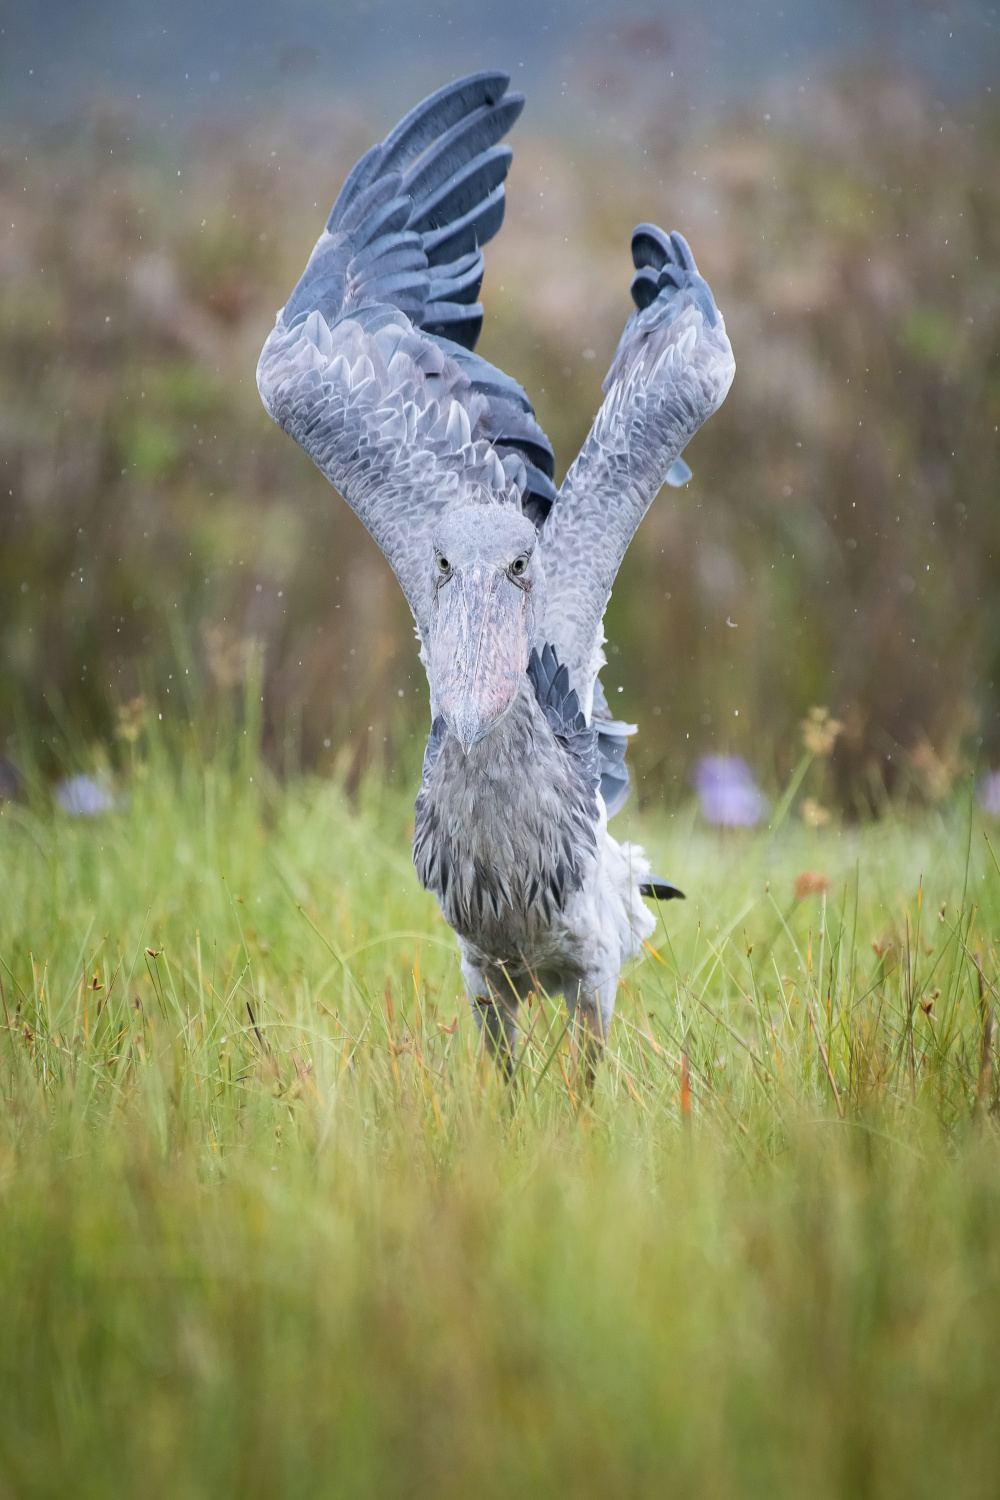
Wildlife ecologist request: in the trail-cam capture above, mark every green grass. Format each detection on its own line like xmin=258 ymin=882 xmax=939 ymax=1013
xmin=1 ymin=733 xmax=999 ymax=1498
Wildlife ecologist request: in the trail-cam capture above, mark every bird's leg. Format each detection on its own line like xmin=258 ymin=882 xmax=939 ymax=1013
xmin=475 ymin=997 xmax=519 ymax=1080
xmin=567 ymin=969 xmax=619 ymax=1091
xmin=461 ymin=955 xmax=519 ymax=1080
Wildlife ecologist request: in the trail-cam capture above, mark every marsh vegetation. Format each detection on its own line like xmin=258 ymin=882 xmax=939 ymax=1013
xmin=1 ymin=728 xmax=999 ymax=1496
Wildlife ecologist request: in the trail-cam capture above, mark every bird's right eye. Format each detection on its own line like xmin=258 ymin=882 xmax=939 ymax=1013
xmin=435 ymin=553 xmax=450 ymax=574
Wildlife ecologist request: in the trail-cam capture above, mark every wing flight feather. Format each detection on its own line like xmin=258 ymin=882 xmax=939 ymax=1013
xmin=538 ymin=226 xmax=735 ymax=714
xmin=257 ymin=72 xmax=556 ymax=642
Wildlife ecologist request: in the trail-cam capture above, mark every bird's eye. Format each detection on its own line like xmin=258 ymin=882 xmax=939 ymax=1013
xmin=435 ymin=553 xmax=450 ymax=574
xmin=510 ymin=554 xmax=529 ymax=577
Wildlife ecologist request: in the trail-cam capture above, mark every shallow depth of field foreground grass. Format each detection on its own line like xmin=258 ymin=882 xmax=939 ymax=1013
xmin=1 ymin=737 xmax=999 ymax=1498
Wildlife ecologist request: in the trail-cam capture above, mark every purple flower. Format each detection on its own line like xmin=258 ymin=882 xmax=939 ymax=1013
xmin=56 ymin=775 xmax=115 ymax=818
xmin=975 ymin=772 xmax=1000 ymax=817
xmin=694 ymin=756 xmax=766 ymax=827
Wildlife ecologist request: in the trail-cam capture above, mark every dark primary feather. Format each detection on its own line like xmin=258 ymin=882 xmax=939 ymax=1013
xmin=426 ymin=249 xmax=484 ymax=304
xmin=639 ymin=879 xmax=686 ymax=901
xmin=423 ymin=304 xmax=485 ymax=348
xmin=631 ymin=224 xmax=718 ymax=328
xmin=421 ymin=185 xmax=506 ymax=267
xmin=408 ymin=145 xmax=514 ymax=235
xmin=402 ymin=95 xmax=525 ymax=199
xmin=290 ymin=71 xmax=522 ymax=345
xmin=379 ymin=71 xmax=512 ymax=171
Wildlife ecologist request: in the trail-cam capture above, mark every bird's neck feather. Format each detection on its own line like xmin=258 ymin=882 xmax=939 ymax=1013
xmin=413 ymin=685 xmax=599 ymax=951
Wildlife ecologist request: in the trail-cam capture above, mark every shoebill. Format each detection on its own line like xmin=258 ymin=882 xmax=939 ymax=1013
xmin=257 ymin=71 xmax=735 ymax=1076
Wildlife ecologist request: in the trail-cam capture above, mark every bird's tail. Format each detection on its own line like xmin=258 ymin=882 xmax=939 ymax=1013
xmin=609 ymin=839 xmax=657 ymax=957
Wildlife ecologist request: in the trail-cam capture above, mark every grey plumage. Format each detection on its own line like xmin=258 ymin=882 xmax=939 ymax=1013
xmin=257 ymin=72 xmax=734 ymax=1075
xmin=538 ymin=224 xmax=736 ymax=715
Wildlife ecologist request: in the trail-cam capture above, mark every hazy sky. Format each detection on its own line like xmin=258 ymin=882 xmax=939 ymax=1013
xmin=2 ymin=0 xmax=998 ymax=135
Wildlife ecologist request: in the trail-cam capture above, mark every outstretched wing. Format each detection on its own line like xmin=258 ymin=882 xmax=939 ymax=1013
xmin=257 ymin=71 xmax=556 ymax=643
xmin=538 ymin=226 xmax=735 ymax=713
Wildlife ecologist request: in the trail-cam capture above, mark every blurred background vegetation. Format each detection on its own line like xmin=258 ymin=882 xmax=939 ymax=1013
xmin=1 ymin=2 xmax=999 ymax=813
xmin=3 ymin=15 xmax=1000 ymax=1488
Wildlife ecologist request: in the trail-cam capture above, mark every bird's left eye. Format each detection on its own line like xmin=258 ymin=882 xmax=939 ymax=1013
xmin=510 ymin=554 xmax=529 ymax=577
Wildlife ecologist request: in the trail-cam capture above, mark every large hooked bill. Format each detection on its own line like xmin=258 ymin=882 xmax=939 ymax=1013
xmin=431 ymin=566 xmax=529 ymax=754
